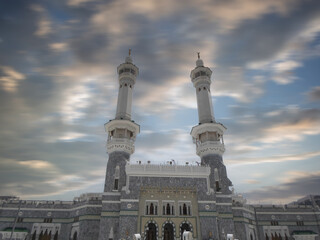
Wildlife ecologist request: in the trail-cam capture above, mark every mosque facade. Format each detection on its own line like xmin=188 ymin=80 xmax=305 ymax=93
xmin=0 ymin=54 xmax=319 ymax=240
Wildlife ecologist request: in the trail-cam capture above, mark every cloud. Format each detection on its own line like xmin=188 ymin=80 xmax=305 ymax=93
xmin=49 ymin=42 xmax=68 ymax=52
xmin=30 ymin=4 xmax=52 ymax=37
xmin=0 ymin=66 xmax=25 ymax=92
xmin=243 ymin=171 xmax=320 ymax=203
xmin=271 ymin=60 xmax=302 ymax=84
xmin=227 ymin=151 xmax=320 ymax=165
xmin=224 ymin=106 xmax=320 ymax=159
xmin=307 ymin=86 xmax=320 ymax=101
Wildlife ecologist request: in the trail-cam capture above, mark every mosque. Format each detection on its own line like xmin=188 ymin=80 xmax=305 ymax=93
xmin=0 ymin=53 xmax=319 ymax=240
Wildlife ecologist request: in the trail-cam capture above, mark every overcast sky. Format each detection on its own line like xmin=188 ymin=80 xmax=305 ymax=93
xmin=0 ymin=0 xmax=320 ymax=204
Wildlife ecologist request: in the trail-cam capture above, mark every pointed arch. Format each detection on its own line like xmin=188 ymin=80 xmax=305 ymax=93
xmin=32 ymin=231 xmax=37 ymax=240
xmin=38 ymin=231 xmax=43 ymax=240
xmin=179 ymin=220 xmax=193 ymax=240
xmin=144 ymin=220 xmax=158 ymax=240
xmin=73 ymin=232 xmax=78 ymax=240
xmin=162 ymin=220 xmax=176 ymax=240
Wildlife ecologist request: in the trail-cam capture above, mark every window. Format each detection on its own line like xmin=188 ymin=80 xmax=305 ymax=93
xmin=145 ymin=201 xmax=158 ymax=215
xmin=17 ymin=217 xmax=23 ymax=223
xmin=113 ymin=166 xmax=120 ymax=191
xmin=44 ymin=218 xmax=53 ymax=223
xmin=214 ymin=168 xmax=221 ymax=192
xmin=162 ymin=202 xmax=175 ymax=216
xmin=271 ymin=221 xmax=279 ymax=226
xmin=296 ymin=221 xmax=304 ymax=226
xmin=113 ymin=179 xmax=119 ymax=190
xmin=179 ymin=202 xmax=191 ymax=216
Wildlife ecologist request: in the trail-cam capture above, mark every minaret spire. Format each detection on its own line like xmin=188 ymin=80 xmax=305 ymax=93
xmin=190 ymin=56 xmax=226 ymax=157
xmin=104 ymin=52 xmax=140 ymax=156
xmin=190 ymin=55 xmax=231 ymax=194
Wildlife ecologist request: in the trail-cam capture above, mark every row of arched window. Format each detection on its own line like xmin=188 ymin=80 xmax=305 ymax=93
xmin=194 ymin=71 xmax=209 ymax=78
xmin=145 ymin=202 xmax=191 ymax=216
xmin=198 ymin=86 xmax=210 ymax=92
xmin=31 ymin=230 xmax=58 ymax=240
xmin=265 ymin=233 xmax=288 ymax=240
xmin=120 ymin=83 xmax=132 ymax=88
xmin=119 ymin=68 xmax=136 ymax=75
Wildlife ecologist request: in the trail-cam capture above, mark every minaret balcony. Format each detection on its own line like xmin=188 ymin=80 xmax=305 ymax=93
xmin=196 ymin=140 xmax=225 ymax=157
xmin=106 ymin=137 xmax=135 ymax=155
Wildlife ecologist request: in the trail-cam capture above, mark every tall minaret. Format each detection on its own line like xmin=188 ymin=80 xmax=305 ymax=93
xmin=103 ymin=50 xmax=140 ymax=192
xmin=190 ymin=53 xmax=232 ymax=194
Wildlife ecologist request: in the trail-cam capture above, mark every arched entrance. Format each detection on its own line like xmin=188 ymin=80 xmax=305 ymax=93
xmin=180 ymin=223 xmax=191 ymax=240
xmin=146 ymin=223 xmax=157 ymax=240
xmin=72 ymin=232 xmax=77 ymax=240
xmin=163 ymin=223 xmax=174 ymax=240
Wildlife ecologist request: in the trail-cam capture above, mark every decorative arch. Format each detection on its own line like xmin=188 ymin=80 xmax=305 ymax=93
xmin=162 ymin=220 xmax=176 ymax=240
xmin=179 ymin=220 xmax=193 ymax=239
xmin=144 ymin=220 xmax=158 ymax=240
xmin=72 ymin=231 xmax=78 ymax=240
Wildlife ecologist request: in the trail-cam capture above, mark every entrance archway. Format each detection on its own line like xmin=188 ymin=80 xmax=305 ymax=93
xmin=146 ymin=223 xmax=157 ymax=240
xmin=163 ymin=223 xmax=174 ymax=240
xmin=180 ymin=223 xmax=191 ymax=240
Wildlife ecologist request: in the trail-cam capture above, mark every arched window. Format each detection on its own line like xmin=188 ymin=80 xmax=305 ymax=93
xmin=171 ymin=206 xmax=174 ymax=215
xmin=188 ymin=206 xmax=191 ymax=215
xmin=183 ymin=203 xmax=187 ymax=215
xmin=146 ymin=205 xmax=149 ymax=215
xmin=54 ymin=231 xmax=58 ymax=240
xmin=250 ymin=234 xmax=253 ymax=240
xmin=150 ymin=203 xmax=154 ymax=215
xmin=155 ymin=205 xmax=158 ymax=215
xmin=114 ymin=166 xmax=120 ymax=191
xmin=163 ymin=205 xmax=165 ymax=215
xmin=179 ymin=206 xmax=182 ymax=215
xmin=166 ymin=203 xmax=171 ymax=215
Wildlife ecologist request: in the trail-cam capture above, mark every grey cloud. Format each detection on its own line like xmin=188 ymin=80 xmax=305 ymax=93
xmin=308 ymin=86 xmax=320 ymax=101
xmin=243 ymin=172 xmax=320 ymax=203
xmin=223 ymin=106 xmax=320 ymax=157
xmin=135 ymin=131 xmax=178 ymax=150
xmin=216 ymin=0 xmax=320 ymax=66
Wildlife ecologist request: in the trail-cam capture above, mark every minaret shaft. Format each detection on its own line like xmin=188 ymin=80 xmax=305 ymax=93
xmin=116 ymin=83 xmax=133 ymax=120
xmin=195 ymin=82 xmax=215 ymax=123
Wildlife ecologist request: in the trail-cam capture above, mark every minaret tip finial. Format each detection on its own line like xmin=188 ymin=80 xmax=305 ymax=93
xmin=129 ymin=49 xmax=131 ymax=56
xmin=197 ymin=52 xmax=200 ymax=59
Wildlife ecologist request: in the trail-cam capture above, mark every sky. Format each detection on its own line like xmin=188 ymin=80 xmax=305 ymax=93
xmin=0 ymin=0 xmax=320 ymax=204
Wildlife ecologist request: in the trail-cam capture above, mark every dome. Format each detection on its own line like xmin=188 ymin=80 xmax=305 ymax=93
xmin=196 ymin=58 xmax=204 ymax=67
xmin=125 ymin=56 xmax=133 ymax=64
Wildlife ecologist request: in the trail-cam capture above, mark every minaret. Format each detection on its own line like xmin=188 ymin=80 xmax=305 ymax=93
xmin=103 ymin=50 xmax=140 ymax=192
xmin=190 ymin=53 xmax=232 ymax=194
